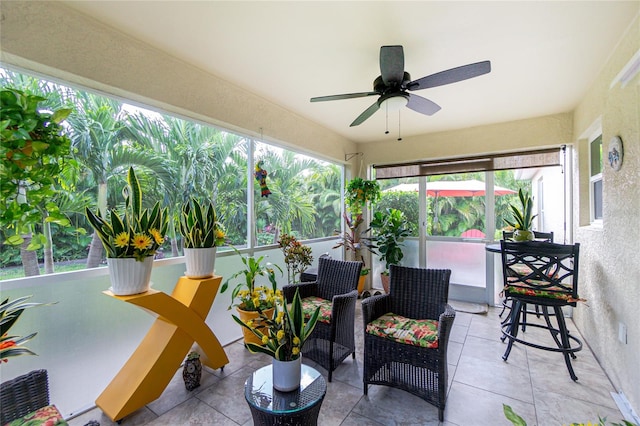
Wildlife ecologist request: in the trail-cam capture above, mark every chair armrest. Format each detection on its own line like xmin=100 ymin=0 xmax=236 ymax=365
xmin=362 ymin=294 xmax=391 ymax=326
xmin=437 ymin=304 xmax=456 ymax=349
xmin=282 ymin=281 xmax=318 ymax=302
xmin=331 ymin=290 xmax=358 ymax=315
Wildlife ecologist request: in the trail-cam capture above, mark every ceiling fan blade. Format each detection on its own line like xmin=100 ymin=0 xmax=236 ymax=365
xmin=350 ymin=101 xmax=380 ymax=127
xmin=406 ymin=93 xmax=441 ymax=116
xmin=311 ymin=91 xmax=378 ymax=102
xmin=380 ymin=45 xmax=405 ymax=85
xmin=408 ymin=60 xmax=491 ymax=91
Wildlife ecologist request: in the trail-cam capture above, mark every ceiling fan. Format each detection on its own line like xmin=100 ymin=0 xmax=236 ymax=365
xmin=310 ymin=45 xmax=491 ymax=127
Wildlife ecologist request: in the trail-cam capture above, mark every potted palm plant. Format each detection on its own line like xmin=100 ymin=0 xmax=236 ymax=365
xmin=504 ymin=189 xmax=537 ymax=241
xmin=367 ymin=208 xmax=411 ymax=293
xmin=232 ymin=288 xmax=320 ymax=391
xmin=220 ymin=247 xmax=283 ymax=345
xmin=85 ymin=166 xmax=168 ymax=295
xmin=333 ymin=213 xmax=370 ymax=293
xmin=179 ymin=198 xmax=226 ymax=278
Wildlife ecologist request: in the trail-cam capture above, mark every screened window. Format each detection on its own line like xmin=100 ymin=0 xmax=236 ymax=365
xmin=0 ymin=67 xmax=341 ymax=279
xmin=589 ymin=134 xmax=603 ymax=222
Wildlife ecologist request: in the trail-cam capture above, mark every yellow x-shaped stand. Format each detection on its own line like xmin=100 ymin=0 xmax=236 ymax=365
xmin=95 ymin=275 xmax=228 ymax=422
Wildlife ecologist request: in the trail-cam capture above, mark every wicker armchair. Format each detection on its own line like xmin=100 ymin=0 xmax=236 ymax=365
xmin=282 ymin=256 xmax=362 ymax=382
xmin=362 ymin=266 xmax=454 ymax=421
xmin=0 ymin=369 xmax=51 ymax=425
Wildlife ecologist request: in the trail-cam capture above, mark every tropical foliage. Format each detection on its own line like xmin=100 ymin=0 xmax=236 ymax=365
xmin=0 ymin=296 xmax=52 ymax=363
xmin=232 ymin=288 xmax=320 ymax=361
xmin=0 ymin=69 xmax=341 ymax=278
xmin=367 ymin=208 xmax=411 ymax=273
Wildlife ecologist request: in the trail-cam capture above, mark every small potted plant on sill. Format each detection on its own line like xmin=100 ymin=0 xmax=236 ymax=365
xmin=504 ymin=188 xmax=537 ymax=241
xmin=85 ymin=166 xmax=168 ymax=295
xmin=220 ymin=247 xmax=283 ymax=345
xmin=179 ymin=197 xmax=226 ymax=279
xmin=232 ymin=288 xmax=320 ymax=391
xmin=367 ymin=208 xmax=411 ymax=293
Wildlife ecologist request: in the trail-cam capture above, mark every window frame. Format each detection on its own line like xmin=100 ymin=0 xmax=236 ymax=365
xmin=588 ymin=132 xmax=603 ymax=225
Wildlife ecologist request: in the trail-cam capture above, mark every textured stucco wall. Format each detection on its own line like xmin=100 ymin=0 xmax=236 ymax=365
xmin=0 ymin=0 xmax=356 ymax=165
xmin=572 ymin=14 xmax=640 ymax=412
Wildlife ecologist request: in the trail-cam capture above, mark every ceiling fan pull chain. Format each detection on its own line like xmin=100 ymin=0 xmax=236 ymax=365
xmin=397 ymin=111 xmax=402 ymax=141
xmin=385 ymin=102 xmax=390 ymax=134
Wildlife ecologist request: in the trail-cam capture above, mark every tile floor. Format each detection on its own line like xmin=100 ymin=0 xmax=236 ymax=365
xmin=69 ymin=302 xmax=623 ymax=426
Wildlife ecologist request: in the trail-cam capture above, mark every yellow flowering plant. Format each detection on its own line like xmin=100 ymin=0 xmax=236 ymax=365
xmin=85 ymin=167 xmax=168 ymax=261
xmin=232 ymin=288 xmax=320 ymax=361
xmin=220 ymin=247 xmax=283 ymax=311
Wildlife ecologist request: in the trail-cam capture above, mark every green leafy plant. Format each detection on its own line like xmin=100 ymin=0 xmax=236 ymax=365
xmin=503 ymin=404 xmax=637 ymax=426
xmin=179 ymin=198 xmax=226 ymax=248
xmin=220 ymin=247 xmax=283 ymax=311
xmin=277 ymin=234 xmax=313 ymax=284
xmin=85 ymin=167 xmax=168 ymax=261
xmin=367 ymin=208 xmax=411 ymax=273
xmin=1 ymin=295 xmax=52 ymax=363
xmin=504 ymin=188 xmax=536 ymax=232
xmin=345 ymin=178 xmax=380 ymax=215
xmin=0 ymin=88 xmax=75 ymax=253
xmin=232 ymin=288 xmax=320 ymax=361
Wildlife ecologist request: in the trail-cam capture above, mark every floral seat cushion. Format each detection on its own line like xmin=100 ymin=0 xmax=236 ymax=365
xmin=505 ymin=278 xmax=579 ymax=302
xmin=301 ymin=296 xmax=332 ymax=324
xmin=5 ymin=404 xmax=68 ymax=426
xmin=365 ymin=313 xmax=439 ymax=348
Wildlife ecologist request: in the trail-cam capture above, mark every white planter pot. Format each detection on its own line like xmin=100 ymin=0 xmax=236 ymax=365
xmin=107 ymin=257 xmax=153 ymax=296
xmin=271 ymin=356 xmax=302 ymax=392
xmin=184 ymin=247 xmax=217 ymax=279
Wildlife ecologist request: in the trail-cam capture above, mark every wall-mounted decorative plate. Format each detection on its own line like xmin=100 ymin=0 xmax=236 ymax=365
xmin=607 ymin=136 xmax=623 ymax=171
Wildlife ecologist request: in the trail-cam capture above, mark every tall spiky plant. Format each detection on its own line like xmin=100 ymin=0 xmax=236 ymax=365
xmin=179 ymin=198 xmax=225 ymax=249
xmin=85 ymin=167 xmax=168 ymax=261
xmin=504 ymin=188 xmax=537 ymax=231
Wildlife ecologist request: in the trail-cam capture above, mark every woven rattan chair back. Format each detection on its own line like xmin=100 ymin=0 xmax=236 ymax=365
xmin=0 ymin=369 xmax=50 ymax=424
xmin=388 ymin=265 xmax=452 ymax=320
xmin=314 ymin=256 xmax=361 ymax=301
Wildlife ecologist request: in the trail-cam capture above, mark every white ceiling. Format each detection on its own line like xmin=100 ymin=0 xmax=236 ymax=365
xmin=62 ymin=1 xmax=638 ymax=144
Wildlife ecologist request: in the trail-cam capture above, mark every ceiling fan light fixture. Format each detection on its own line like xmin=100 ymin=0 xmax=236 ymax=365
xmin=380 ymin=95 xmax=408 ymax=112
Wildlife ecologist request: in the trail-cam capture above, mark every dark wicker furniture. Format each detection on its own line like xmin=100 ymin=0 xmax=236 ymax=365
xmin=282 ymin=256 xmax=362 ymax=382
xmin=500 ymin=240 xmax=582 ymax=380
xmin=244 ymin=364 xmax=326 ymax=426
xmin=362 ymin=265 xmax=454 ymax=421
xmin=0 ymin=369 xmax=51 ymax=425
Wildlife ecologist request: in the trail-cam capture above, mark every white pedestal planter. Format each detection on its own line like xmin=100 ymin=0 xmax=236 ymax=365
xmin=107 ymin=256 xmax=153 ymax=295
xmin=184 ymin=247 xmax=217 ymax=278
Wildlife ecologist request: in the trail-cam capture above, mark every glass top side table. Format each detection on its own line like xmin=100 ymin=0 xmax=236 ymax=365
xmin=244 ymin=364 xmax=327 ymax=425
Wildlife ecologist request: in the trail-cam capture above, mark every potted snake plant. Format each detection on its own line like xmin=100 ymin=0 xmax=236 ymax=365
xmin=179 ymin=198 xmax=226 ymax=279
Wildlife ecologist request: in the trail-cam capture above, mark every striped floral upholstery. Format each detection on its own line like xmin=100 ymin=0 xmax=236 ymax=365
xmin=301 ymin=296 xmax=332 ymax=324
xmin=366 ymin=313 xmax=439 ymax=348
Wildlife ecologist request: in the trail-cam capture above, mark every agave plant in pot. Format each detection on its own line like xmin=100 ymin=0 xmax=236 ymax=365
xmin=85 ymin=167 xmax=168 ymax=295
xmin=232 ymin=288 xmax=320 ymax=391
xmin=220 ymin=247 xmax=283 ymax=345
xmin=179 ymin=198 xmax=226 ymax=279
xmin=504 ymin=189 xmax=537 ymax=241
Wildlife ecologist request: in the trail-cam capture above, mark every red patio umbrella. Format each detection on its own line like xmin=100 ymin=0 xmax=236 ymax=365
xmin=384 ymin=180 xmax=516 ymax=226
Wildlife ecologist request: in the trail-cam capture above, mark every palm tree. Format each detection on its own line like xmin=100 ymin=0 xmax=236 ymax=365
xmin=255 ymin=150 xmax=318 ymax=242
xmin=65 ymin=92 xmax=174 ymax=267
